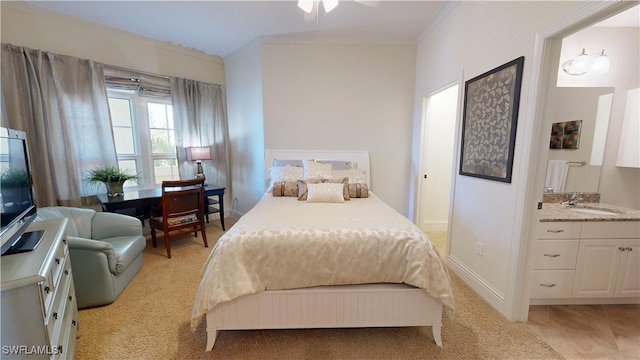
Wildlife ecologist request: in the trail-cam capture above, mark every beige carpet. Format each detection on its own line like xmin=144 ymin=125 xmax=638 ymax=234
xmin=74 ymin=224 xmax=563 ymax=359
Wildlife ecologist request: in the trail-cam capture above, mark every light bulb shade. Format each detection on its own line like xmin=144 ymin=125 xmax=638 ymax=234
xmin=298 ymin=0 xmax=314 ymax=13
xmin=568 ymin=53 xmax=590 ymax=75
xmin=185 ymin=146 xmax=212 ymax=161
xmin=323 ymin=0 xmax=339 ymax=13
xmin=589 ymin=53 xmax=610 ymax=74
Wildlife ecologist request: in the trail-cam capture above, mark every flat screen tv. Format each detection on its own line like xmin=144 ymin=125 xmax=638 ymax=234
xmin=0 ymin=127 xmax=42 ymax=256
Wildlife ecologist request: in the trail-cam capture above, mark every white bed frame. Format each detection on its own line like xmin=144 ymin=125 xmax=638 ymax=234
xmin=204 ymin=150 xmax=444 ymax=350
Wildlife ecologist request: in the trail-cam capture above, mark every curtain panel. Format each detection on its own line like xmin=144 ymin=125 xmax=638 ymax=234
xmin=171 ymin=78 xmax=231 ymax=193
xmin=1 ymin=43 xmax=117 ymax=207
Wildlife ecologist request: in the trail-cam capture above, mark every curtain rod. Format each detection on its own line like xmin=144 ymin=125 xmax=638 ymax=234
xmin=103 ymin=64 xmax=170 ymax=80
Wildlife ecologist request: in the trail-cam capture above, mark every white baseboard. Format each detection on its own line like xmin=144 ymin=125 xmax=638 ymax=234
xmin=447 ymin=255 xmax=506 ymax=314
xmin=420 ymin=221 xmax=448 ymax=232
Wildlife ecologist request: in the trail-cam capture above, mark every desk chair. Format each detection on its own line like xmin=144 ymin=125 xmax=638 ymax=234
xmin=149 ymin=178 xmax=208 ymax=258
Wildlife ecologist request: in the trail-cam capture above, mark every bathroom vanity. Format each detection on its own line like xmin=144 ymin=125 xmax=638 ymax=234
xmin=531 ymin=202 xmax=640 ymax=305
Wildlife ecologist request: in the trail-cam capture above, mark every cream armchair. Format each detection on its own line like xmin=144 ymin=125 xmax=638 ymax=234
xmin=36 ymin=207 xmax=146 ymax=309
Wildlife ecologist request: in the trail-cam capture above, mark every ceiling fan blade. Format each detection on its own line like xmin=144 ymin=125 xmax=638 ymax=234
xmin=303 ymin=2 xmax=318 ymax=22
xmin=354 ymin=0 xmax=379 ymax=7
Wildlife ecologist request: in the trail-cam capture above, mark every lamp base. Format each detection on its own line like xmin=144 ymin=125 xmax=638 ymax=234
xmin=196 ymin=161 xmax=205 ymax=179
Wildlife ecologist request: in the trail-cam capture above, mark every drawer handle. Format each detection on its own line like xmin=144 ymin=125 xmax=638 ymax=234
xmin=69 ymin=295 xmax=73 ymax=302
xmin=55 ymin=258 xmax=61 ymax=265
xmin=539 ymin=283 xmax=557 ymax=288
xmin=72 ymin=320 xmax=77 ymax=327
xmin=58 ymin=345 xmax=63 ymax=354
xmin=53 ymin=312 xmax=58 ymax=320
xmin=626 ymin=247 xmax=633 ymax=252
xmin=543 ymin=253 xmax=560 ymax=257
xmin=44 ymin=286 xmax=50 ymax=294
xmin=546 ymin=229 xmax=564 ymax=233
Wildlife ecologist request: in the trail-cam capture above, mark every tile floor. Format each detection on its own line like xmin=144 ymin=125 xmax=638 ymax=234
xmin=527 ymin=304 xmax=640 ymax=360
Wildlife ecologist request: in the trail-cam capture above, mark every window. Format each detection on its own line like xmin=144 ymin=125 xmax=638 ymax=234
xmin=107 ymin=89 xmax=179 ymax=188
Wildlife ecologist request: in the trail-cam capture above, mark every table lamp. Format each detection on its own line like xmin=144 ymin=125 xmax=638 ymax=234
xmin=185 ymin=146 xmax=212 ymax=178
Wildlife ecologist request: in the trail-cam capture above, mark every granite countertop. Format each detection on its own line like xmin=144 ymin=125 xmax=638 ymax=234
xmin=541 ymin=202 xmax=640 ymax=222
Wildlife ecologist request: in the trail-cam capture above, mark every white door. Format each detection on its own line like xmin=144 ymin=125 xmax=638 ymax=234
xmin=418 ymin=84 xmax=458 ymax=232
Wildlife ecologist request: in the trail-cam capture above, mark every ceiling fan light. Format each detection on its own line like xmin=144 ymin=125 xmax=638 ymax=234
xmin=590 ymin=50 xmax=610 ymax=74
xmin=298 ymin=0 xmax=314 ymax=14
xmin=323 ymin=0 xmax=339 ymax=13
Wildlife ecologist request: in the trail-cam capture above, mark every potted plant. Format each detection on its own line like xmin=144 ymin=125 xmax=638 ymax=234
xmin=84 ymin=165 xmax=141 ymax=197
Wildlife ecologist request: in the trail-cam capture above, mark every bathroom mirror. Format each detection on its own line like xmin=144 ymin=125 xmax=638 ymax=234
xmin=543 ymin=87 xmax=614 ymax=193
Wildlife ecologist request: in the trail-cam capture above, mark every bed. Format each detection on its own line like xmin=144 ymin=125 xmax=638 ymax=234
xmin=191 ymin=150 xmax=454 ymax=350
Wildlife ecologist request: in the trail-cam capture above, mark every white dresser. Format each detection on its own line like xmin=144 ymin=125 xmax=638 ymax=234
xmin=1 ymin=218 xmax=78 ymax=359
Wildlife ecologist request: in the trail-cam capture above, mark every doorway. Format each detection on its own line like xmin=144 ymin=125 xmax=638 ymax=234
xmin=418 ymin=83 xmax=459 ymax=239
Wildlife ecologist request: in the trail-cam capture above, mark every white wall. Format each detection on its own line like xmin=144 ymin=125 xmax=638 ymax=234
xmin=412 ymin=1 xmax=586 ymax=316
xmin=258 ymin=42 xmax=417 ymax=213
xmin=224 ymin=42 xmax=266 ymax=216
xmin=1 ymin=2 xmax=225 ymax=85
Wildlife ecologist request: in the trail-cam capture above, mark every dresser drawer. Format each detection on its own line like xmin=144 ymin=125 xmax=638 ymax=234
xmin=533 ymin=240 xmax=579 ymax=270
xmin=531 ymin=270 xmax=575 ymax=298
xmin=581 ymin=221 xmax=640 ymax=239
xmin=537 ymin=222 xmax=582 ymax=239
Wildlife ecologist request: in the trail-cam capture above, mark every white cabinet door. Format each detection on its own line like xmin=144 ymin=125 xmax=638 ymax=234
xmin=615 ymin=239 xmax=640 ymax=297
xmin=573 ymin=239 xmax=623 ymax=298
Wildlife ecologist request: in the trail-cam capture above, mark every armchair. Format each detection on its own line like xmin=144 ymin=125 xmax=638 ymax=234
xmin=35 ymin=207 xmax=146 ymax=309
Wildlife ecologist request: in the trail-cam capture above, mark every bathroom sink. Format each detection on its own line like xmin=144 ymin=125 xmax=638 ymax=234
xmin=569 ymin=207 xmax=621 ymax=216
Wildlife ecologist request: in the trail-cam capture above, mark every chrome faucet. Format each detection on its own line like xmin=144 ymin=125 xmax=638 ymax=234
xmin=561 ymin=192 xmax=583 ymax=206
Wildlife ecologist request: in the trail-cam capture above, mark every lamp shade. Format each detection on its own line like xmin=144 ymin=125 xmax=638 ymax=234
xmin=185 ymin=146 xmax=212 ymax=161
xmin=568 ymin=49 xmax=590 ymax=75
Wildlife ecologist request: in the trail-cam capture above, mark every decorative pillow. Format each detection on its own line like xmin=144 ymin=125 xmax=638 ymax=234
xmin=347 ymin=183 xmax=369 ymax=198
xmin=297 ymin=178 xmax=322 ymax=201
xmin=302 ymin=160 xmax=333 ymax=180
xmin=333 ymin=168 xmax=367 ymax=184
xmin=306 ymin=183 xmax=345 ymax=203
xmin=323 ymin=176 xmax=350 ymax=200
xmin=272 ymin=181 xmax=298 ymax=197
xmin=268 ymin=166 xmax=304 ymax=192
xmin=153 ymin=214 xmax=198 ymax=226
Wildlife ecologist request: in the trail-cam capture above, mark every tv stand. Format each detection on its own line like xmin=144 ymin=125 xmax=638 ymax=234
xmin=2 ymin=229 xmax=46 ymax=256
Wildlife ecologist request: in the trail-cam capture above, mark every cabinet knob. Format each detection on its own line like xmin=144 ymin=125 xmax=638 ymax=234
xmin=44 ymin=286 xmax=50 ymax=294
xmin=625 ymin=247 xmax=633 ymax=251
xmin=543 ymin=253 xmax=560 ymax=258
xmin=55 ymin=258 xmax=61 ymax=265
xmin=53 ymin=312 xmax=58 ymax=320
xmin=539 ymin=283 xmax=556 ymax=288
xmin=65 ymin=269 xmax=69 ymax=275
xmin=69 ymin=295 xmax=73 ymax=302
xmin=619 ymin=247 xmax=626 ymax=251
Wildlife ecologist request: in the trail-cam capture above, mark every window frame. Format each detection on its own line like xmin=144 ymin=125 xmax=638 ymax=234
xmin=107 ymin=89 xmax=178 ymax=189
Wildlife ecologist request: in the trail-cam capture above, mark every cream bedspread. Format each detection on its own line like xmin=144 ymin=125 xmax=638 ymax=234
xmin=191 ymin=193 xmax=455 ymax=330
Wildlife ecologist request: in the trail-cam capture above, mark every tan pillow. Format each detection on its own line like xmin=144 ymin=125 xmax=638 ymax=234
xmin=306 ymin=183 xmax=345 ymax=203
xmin=272 ymin=181 xmax=298 ymax=197
xmin=298 ymin=177 xmax=349 ymax=201
xmin=347 ymin=183 xmax=369 ymax=198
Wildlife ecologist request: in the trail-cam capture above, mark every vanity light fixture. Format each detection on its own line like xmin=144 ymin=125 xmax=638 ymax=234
xmin=562 ymin=49 xmax=610 ymax=75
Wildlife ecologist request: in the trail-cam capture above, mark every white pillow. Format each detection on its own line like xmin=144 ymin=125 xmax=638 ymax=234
xmin=268 ymin=166 xmax=303 ymax=192
xmin=303 ymin=160 xmax=333 ymax=179
xmin=332 ymin=169 xmax=367 ymax=184
xmin=306 ymin=183 xmax=345 ymax=203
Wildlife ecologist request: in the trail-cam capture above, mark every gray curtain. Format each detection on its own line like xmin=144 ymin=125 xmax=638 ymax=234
xmin=1 ymin=43 xmax=116 ymax=206
xmin=171 ymin=78 xmax=230 ymax=192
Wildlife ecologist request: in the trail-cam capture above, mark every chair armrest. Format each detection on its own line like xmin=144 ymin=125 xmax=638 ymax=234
xmin=66 ymin=236 xmax=117 ymax=274
xmin=91 ymin=212 xmax=143 ymax=240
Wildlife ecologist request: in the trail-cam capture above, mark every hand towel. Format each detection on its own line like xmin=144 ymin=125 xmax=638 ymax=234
xmin=544 ymin=160 xmax=569 ymax=193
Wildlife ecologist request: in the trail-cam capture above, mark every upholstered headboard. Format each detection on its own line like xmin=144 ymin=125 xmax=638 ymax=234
xmin=265 ymin=149 xmax=371 ymax=187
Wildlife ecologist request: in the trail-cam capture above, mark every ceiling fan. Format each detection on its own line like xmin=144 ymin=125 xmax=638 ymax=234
xmin=297 ymin=0 xmax=379 ymax=23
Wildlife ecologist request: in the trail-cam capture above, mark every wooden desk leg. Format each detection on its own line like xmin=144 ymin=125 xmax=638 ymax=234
xmin=218 ymin=193 xmax=225 ymax=231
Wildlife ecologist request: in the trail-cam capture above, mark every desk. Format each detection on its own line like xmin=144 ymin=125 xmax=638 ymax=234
xmin=97 ymin=185 xmax=225 ymax=231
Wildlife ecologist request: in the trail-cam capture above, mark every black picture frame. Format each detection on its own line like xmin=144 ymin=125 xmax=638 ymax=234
xmin=459 ymin=56 xmax=525 ymax=183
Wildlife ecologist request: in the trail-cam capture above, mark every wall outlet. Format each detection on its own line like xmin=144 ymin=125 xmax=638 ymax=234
xmin=476 ymin=242 xmax=483 ymax=256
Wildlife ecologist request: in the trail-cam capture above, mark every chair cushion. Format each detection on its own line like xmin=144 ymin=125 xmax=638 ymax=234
xmin=105 ymin=235 xmax=147 ymax=275
xmin=152 ymin=214 xmax=198 ymax=226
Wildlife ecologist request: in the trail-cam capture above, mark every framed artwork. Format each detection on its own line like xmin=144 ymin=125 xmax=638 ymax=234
xmin=459 ymin=56 xmax=525 ymax=183
xmin=549 ymin=120 xmax=582 ymax=149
